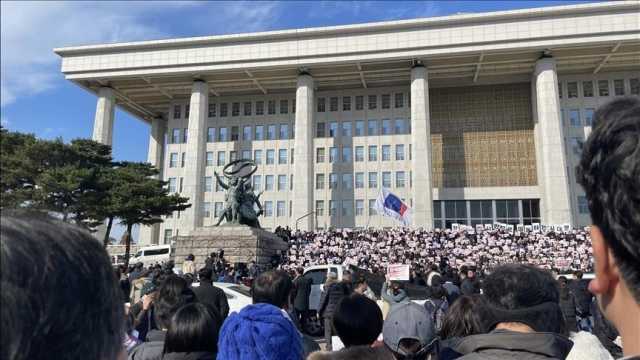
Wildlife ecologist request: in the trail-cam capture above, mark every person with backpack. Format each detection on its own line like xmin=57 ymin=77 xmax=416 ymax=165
xmin=423 ymin=278 xmax=449 ymax=333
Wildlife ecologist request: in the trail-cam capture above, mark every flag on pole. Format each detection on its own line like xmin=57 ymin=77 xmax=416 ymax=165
xmin=375 ymin=188 xmax=412 ymax=226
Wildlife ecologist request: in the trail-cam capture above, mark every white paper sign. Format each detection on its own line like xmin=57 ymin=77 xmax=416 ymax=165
xmin=387 ymin=264 xmax=410 ymax=281
xmin=452 ymin=223 xmax=460 ymax=231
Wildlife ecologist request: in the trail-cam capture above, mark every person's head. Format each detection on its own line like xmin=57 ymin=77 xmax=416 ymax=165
xmin=440 ymin=295 xmax=489 ymax=340
xmin=186 ymin=254 xmax=195 ymax=261
xmin=163 ymin=303 xmax=222 ymax=355
xmin=1 ymin=214 xmax=124 ymax=360
xmin=573 ymin=270 xmax=583 ymax=280
xmin=210 ymin=252 xmax=217 ymax=259
xmin=296 ymin=267 xmax=304 ymax=276
xmin=577 ymin=97 xmax=640 ymax=351
xmin=558 ymin=276 xmax=568 ymax=288
xmin=326 ymin=272 xmax=338 ymax=287
xmin=333 ymin=294 xmax=383 ymax=348
xmin=342 ymin=270 xmax=352 ymax=283
xmin=155 ymin=275 xmax=196 ymax=330
xmin=251 ymin=270 xmax=292 ymax=308
xmin=354 ymin=276 xmax=368 ymax=294
xmin=198 ymin=267 xmax=213 ymax=283
xmin=429 ymin=280 xmax=447 ymax=300
xmin=482 ymin=264 xmax=564 ymax=334
xmin=383 ymin=303 xmax=437 ymax=360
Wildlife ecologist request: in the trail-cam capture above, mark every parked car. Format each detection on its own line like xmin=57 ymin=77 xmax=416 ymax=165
xmin=129 ymin=244 xmax=174 ymax=267
xmin=191 ymin=282 xmax=252 ymax=315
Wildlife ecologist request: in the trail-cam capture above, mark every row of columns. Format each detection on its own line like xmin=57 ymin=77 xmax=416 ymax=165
xmin=93 ymin=57 xmax=573 ymax=244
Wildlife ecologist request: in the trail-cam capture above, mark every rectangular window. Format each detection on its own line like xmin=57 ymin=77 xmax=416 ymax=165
xmin=584 ymin=108 xmax=595 ymax=127
xmin=317 ymin=97 xmax=326 ymax=112
xmin=329 ymin=201 xmax=337 ymax=216
xmin=368 ymin=95 xmax=377 ymax=110
xmin=208 ymin=103 xmax=217 ymax=117
xmin=279 ymin=124 xmax=288 ymax=139
xmin=382 ymin=145 xmax=391 ymax=161
xmin=316 ymin=148 xmax=325 ymax=163
xmin=631 ymin=78 xmax=640 ymax=95
xmin=266 ymin=149 xmax=275 ymax=165
xmin=252 ymin=175 xmax=262 ymax=191
xmin=232 ymin=102 xmax=240 ymax=116
xmin=255 ymin=125 xmax=264 ymax=140
xmin=243 ymin=101 xmax=252 ymax=116
xmin=329 ymin=173 xmax=338 ymax=189
xmin=276 ymin=201 xmax=286 ymax=217
xmin=243 ymin=126 xmax=252 ymax=141
xmin=207 ymin=127 xmax=216 ymax=142
xmin=267 ymin=125 xmax=276 ymax=140
xmin=369 ymin=199 xmax=377 ymax=215
xmin=342 ymin=173 xmax=353 ymax=189
xmin=278 ymin=175 xmax=287 ymax=191
xmin=256 ymin=101 xmax=264 ymax=115
xmin=329 ymin=147 xmax=338 ymax=163
xmin=355 ymin=200 xmax=364 ymax=216
xmin=382 ymin=119 xmax=392 ymax=135
xmin=342 ymin=96 xmax=351 ymax=111
xmin=558 ymin=82 xmax=563 ymax=99
xmin=614 ymin=79 xmax=625 ymax=96
xmin=394 ymin=119 xmax=405 ymax=134
xmin=329 ymin=97 xmax=338 ymax=112
xmin=280 ymin=99 xmax=288 ymax=114
xmin=382 ymin=172 xmax=391 ymax=188
xmin=569 ymin=109 xmax=581 ymax=127
xmin=214 ymin=202 xmax=224 ymax=218
xmin=394 ymin=93 xmax=404 ymax=108
xmin=183 ymin=128 xmax=188 ymax=143
xmin=368 ymin=120 xmax=378 ymax=135
xmin=316 ymin=174 xmax=325 ymax=189
xmin=268 ymin=100 xmax=276 ymax=115
xmin=329 ymin=122 xmax=338 ymax=137
xmin=264 ymin=201 xmax=273 ymax=217
xmin=217 ymin=151 xmax=226 ymax=166
xmin=578 ymin=195 xmax=589 ymax=214
xmin=164 ymin=229 xmax=172 ymax=244
xmin=185 ymin=105 xmax=190 ymax=119
xmin=278 ymin=149 xmax=287 ymax=164
xmin=342 ymin=200 xmax=352 ymax=216
xmin=168 ymin=178 xmax=177 ymax=193
xmin=173 ymin=105 xmax=181 ymax=119
xmin=355 ymin=121 xmax=364 ymax=136
xmin=172 ymin=128 xmax=180 ymax=144
xmin=181 ymin=152 xmax=186 ymax=168
xmin=355 ymin=95 xmax=364 ymax=110
xmin=204 ymin=176 xmax=213 ymax=192
xmin=241 ymin=150 xmax=251 ymax=160
xmin=598 ymin=80 xmax=610 ymax=96
xmin=567 ymin=82 xmax=578 ymax=98
xmin=264 ymin=175 xmax=274 ymax=191
xmin=355 ymin=146 xmax=364 ymax=162
xmin=342 ymin=147 xmax=352 ymax=162
xmin=381 ymin=94 xmax=390 ymax=109
xmin=395 ymin=144 xmax=405 ymax=160
xmin=396 ymin=171 xmax=405 ymax=188
xmin=583 ymin=81 xmax=594 ymax=97
xmin=368 ymin=172 xmax=378 ymax=188
xmin=202 ymin=202 xmax=211 ymax=218
xmin=220 ymin=103 xmax=228 ymax=117
xmin=229 ymin=151 xmax=237 ymax=162
xmin=169 ymin=153 xmax=178 ymax=168
xmin=206 ymin=152 xmax=214 ymax=166
xmin=316 ymin=122 xmax=326 ymax=138
xmin=341 ymin=122 xmax=352 ymax=137
xmin=231 ymin=126 xmax=239 ymax=141
xmin=254 ymin=150 xmax=262 ymax=165
xmin=219 ymin=127 xmax=228 ymax=142
xmin=316 ymin=200 xmax=325 ymax=216
xmin=355 ymin=172 xmax=364 ymax=188
xmin=368 ymin=145 xmax=377 ymax=161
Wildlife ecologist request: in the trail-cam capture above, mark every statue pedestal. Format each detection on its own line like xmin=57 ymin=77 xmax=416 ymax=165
xmin=174 ymin=226 xmax=288 ymax=269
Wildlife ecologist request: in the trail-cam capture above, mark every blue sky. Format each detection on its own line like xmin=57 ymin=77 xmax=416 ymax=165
xmin=1 ymin=0 xmax=595 ymax=240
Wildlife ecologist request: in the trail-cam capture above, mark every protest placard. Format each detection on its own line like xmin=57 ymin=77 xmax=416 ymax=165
xmin=387 ymin=264 xmax=410 ymax=281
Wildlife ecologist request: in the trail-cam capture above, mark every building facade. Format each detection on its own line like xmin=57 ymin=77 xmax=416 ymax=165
xmin=54 ymin=1 xmax=640 ymax=244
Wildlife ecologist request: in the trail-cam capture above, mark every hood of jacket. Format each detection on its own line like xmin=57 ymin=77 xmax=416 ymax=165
xmin=454 ymin=329 xmax=573 ymax=359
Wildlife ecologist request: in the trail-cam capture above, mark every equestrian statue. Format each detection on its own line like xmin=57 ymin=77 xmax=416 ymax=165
xmin=213 ymin=159 xmax=263 ymax=228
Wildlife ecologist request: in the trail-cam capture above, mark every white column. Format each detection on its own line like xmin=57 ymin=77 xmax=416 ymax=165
xmin=93 ymin=87 xmax=116 ymax=146
xmin=181 ymin=81 xmax=209 ymax=233
xmin=292 ymin=73 xmax=315 ymax=231
xmin=139 ymin=117 xmax=166 ymax=245
xmin=533 ymin=57 xmax=572 ymax=225
xmin=410 ymin=65 xmax=434 ymax=229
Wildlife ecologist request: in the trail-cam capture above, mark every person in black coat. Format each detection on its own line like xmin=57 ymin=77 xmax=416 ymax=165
xmin=557 ymin=276 xmax=578 ymax=332
xmin=192 ymin=267 xmax=229 ymax=320
xmin=318 ymin=272 xmax=352 ymax=351
xmin=292 ymin=267 xmax=312 ymax=330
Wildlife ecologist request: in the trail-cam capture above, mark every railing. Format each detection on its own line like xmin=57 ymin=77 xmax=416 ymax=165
xmin=295 ymin=211 xmax=315 ymax=230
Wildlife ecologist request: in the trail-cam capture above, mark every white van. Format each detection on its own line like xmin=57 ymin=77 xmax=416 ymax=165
xmin=130 ymin=245 xmax=174 ymax=267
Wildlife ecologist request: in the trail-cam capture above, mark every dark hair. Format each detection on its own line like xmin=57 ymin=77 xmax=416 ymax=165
xmin=482 ymin=264 xmax=564 ymax=333
xmin=251 ymin=270 xmax=292 ymax=308
xmin=198 ymin=267 xmax=213 ymax=282
xmin=333 ymin=294 xmax=383 ymax=347
xmin=577 ymin=97 xmax=640 ymax=303
xmin=440 ymin=295 xmax=488 ymax=340
xmin=1 ymin=214 xmax=123 ymax=360
xmin=163 ymin=303 xmax=222 ymax=355
xmin=558 ymin=276 xmax=568 ymax=285
xmin=155 ymin=275 xmax=196 ymax=329
xmin=429 ymin=282 xmax=447 ymax=300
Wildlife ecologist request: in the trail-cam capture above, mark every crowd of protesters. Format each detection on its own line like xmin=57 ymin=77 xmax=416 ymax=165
xmin=1 ymin=96 xmax=639 ymax=360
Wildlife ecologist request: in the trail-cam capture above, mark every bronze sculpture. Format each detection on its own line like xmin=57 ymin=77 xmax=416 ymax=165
xmin=214 ymin=159 xmax=263 ymax=228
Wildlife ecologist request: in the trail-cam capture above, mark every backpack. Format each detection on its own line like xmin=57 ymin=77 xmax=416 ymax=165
xmin=424 ymin=298 xmax=448 ymax=332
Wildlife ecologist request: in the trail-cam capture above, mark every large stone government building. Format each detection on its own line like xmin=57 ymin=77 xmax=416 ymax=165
xmin=54 ymin=2 xmax=640 ymax=245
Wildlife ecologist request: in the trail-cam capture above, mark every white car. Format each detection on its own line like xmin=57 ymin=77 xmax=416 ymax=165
xmin=191 ymin=282 xmax=252 ymax=314
xmin=130 ymin=245 xmax=174 ymax=267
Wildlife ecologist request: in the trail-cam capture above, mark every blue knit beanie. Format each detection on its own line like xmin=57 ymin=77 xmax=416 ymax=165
xmin=217 ymin=303 xmax=303 ymax=360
